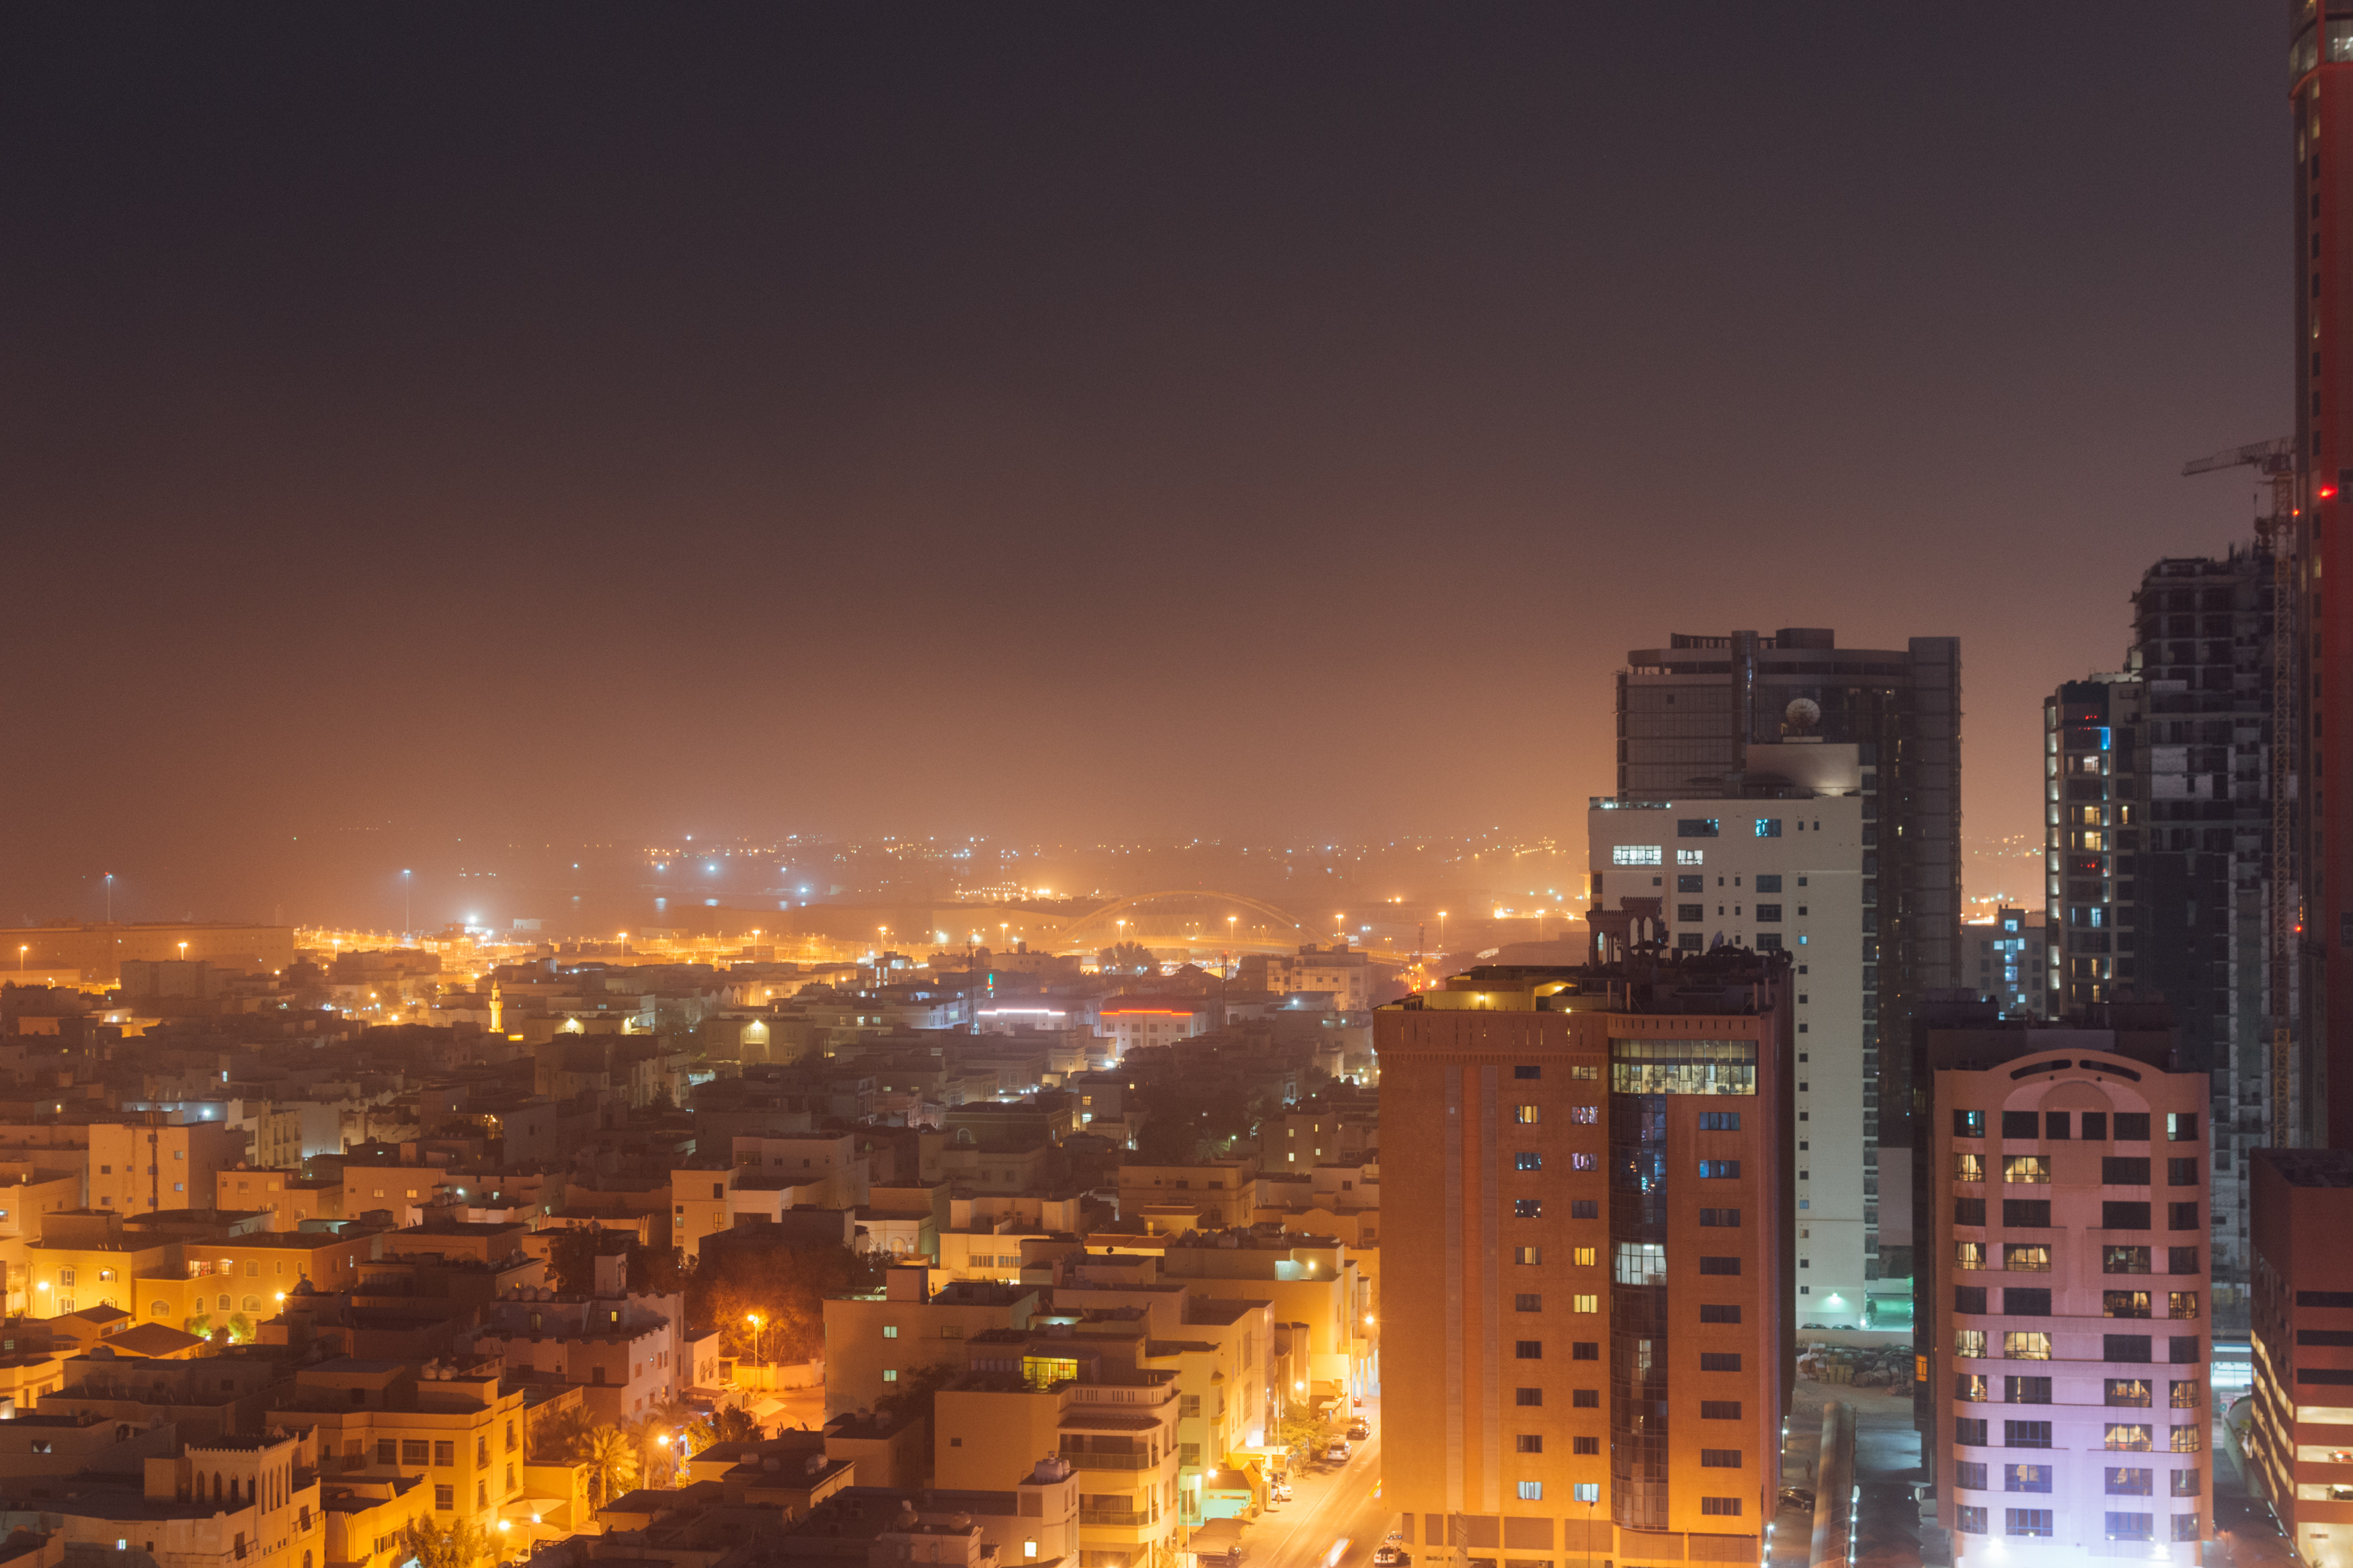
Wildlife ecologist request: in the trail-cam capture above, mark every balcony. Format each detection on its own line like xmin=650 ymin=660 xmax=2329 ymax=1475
xmin=1061 ymin=1450 xmax=1158 ymax=1471
xmin=1081 ymin=1510 xmax=1153 ymax=1528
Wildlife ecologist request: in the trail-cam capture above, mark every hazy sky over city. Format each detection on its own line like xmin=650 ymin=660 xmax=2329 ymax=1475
xmin=1 ymin=5 xmax=2289 ymax=924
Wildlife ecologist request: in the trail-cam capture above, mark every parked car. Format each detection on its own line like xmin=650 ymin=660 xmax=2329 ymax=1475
xmin=1347 ymin=1420 xmax=1371 ymax=1441
xmin=1324 ymin=1440 xmax=1351 ymax=1462
xmin=1374 ymin=1548 xmax=1411 ymax=1566
xmin=1272 ymin=1481 xmax=1293 ymax=1502
xmin=1778 ymin=1488 xmax=1817 ymax=1514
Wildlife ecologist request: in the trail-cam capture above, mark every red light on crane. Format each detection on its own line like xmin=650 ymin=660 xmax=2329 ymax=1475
xmin=2323 ymin=484 xmax=2340 ymax=500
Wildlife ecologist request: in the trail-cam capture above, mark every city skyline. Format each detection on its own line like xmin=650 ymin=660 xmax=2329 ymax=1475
xmin=0 ymin=6 xmax=2288 ymax=923
xmin=4 ymin=11 xmax=2342 ymax=1568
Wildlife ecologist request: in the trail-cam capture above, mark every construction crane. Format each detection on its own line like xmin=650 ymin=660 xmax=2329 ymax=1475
xmin=2182 ymin=436 xmax=2299 ymax=1147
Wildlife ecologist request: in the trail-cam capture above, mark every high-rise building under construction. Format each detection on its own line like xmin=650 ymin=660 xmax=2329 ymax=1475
xmin=2042 ymin=548 xmax=2291 ymax=1302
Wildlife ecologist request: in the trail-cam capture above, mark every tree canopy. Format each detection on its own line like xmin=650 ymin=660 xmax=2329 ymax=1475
xmin=684 ymin=1242 xmax=882 ymax=1362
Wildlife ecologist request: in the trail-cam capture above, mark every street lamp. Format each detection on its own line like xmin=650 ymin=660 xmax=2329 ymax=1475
xmin=746 ymin=1312 xmax=764 ymax=1365
xmin=15 ymin=946 xmax=24 ymax=978
xmin=401 ymin=869 xmax=412 ymax=936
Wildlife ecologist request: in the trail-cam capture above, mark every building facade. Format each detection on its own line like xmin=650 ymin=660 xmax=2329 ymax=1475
xmin=1378 ymin=953 xmax=1790 ymax=1563
xmin=1614 ymin=628 xmax=1958 ymax=1282
xmin=1913 ymin=1010 xmax=2210 ymax=1564
xmin=1263 ymin=945 xmax=1373 ymax=1011
xmin=2245 ymin=1147 xmax=2353 ymax=1568
xmin=2291 ymin=1 xmax=2353 ymax=1147
xmin=1590 ymin=744 xmax=1882 ymax=1325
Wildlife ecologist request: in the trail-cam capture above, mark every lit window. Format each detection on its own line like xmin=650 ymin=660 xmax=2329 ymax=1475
xmin=1615 ymin=1242 xmax=1667 ymax=1285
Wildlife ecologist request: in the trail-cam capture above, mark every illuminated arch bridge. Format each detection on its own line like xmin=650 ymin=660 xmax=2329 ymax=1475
xmin=1056 ymin=891 xmax=1308 ymax=950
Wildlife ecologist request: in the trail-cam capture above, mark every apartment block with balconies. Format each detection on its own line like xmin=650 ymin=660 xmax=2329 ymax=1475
xmin=935 ymin=1354 xmax=1181 ymax=1568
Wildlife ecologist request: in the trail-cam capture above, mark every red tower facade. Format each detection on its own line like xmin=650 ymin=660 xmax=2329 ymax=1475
xmin=2297 ymin=3 xmax=2353 ymax=1145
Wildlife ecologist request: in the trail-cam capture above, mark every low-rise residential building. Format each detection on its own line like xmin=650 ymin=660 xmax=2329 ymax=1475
xmin=1263 ymin=945 xmax=1373 ymax=1012
xmin=45 ymin=1347 xmax=291 ymax=1440
xmin=476 ymin=1288 xmax=690 ymax=1425
xmin=340 ymin=1165 xmax=453 ymax=1229
xmin=1114 ymin=1163 xmax=1257 ymax=1231
xmin=32 ymin=1430 xmax=323 ymax=1568
xmin=1096 ymin=1000 xmax=1215 ymax=1058
xmin=145 ymin=1230 xmax=391 ymax=1335
xmin=215 ymin=1169 xmax=345 ymax=1232
xmin=785 ymin=1466 xmax=1082 ymax=1568
xmin=317 ymin=1473 xmax=432 ymax=1568
xmin=936 ymin=1357 xmax=1181 ymax=1568
xmin=1265 ymin=1105 xmax=1375 ymax=1169
xmin=270 ymin=1359 xmax=528 ymax=1543
xmin=933 ymin=1227 xmax=1061 ymax=1285
xmin=88 ymin=1120 xmax=247 ymax=1219
xmin=1152 ymin=1233 xmax=1365 ymax=1401
xmin=25 ymin=1217 xmax=181 ymax=1321
xmin=823 ymin=1268 xmax=1042 ymax=1417
xmin=672 ymin=1163 xmax=849 ymax=1262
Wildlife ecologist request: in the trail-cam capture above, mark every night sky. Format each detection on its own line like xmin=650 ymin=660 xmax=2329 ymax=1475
xmin=1 ymin=5 xmax=2290 ymax=926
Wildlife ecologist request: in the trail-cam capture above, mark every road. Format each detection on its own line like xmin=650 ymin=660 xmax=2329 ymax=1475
xmin=1243 ymin=1409 xmax=1395 ymax=1568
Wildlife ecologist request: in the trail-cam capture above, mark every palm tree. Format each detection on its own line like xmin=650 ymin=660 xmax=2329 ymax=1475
xmin=713 ymin=1405 xmax=760 ymax=1444
xmin=535 ymin=1406 xmax=593 ymax=1462
xmin=580 ymin=1426 xmax=640 ymax=1508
